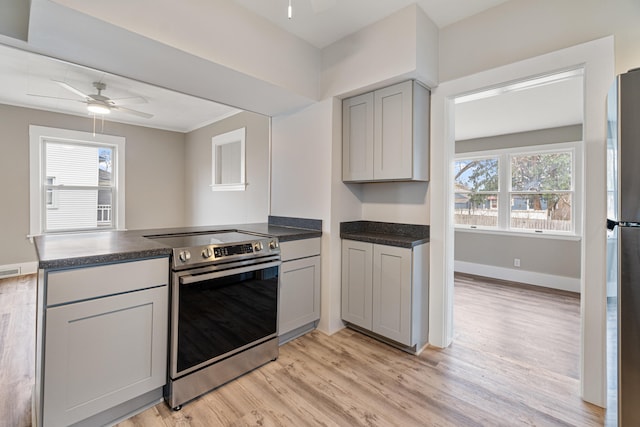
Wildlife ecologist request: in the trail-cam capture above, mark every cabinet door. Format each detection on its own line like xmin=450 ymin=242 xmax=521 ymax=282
xmin=341 ymin=240 xmax=373 ymax=329
xmin=279 ymin=256 xmax=321 ymax=335
xmin=42 ymin=286 xmax=167 ymax=427
xmin=374 ymin=80 xmax=413 ymax=180
xmin=343 ymin=92 xmax=374 ymax=181
xmin=372 ymin=244 xmax=412 ymax=345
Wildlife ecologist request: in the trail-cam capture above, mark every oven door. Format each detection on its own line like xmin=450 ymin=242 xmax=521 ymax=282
xmin=170 ymin=258 xmax=280 ymax=378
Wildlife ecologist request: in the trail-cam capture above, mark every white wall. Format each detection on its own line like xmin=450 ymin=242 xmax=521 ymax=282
xmin=184 ymin=111 xmax=270 ymax=226
xmin=360 ymin=182 xmax=429 ymax=225
xmin=271 ymin=99 xmax=354 ymax=334
xmin=321 ymin=4 xmax=438 ymax=99
xmin=271 ymin=102 xmax=332 ymax=220
xmin=13 ymin=0 xmax=316 ymax=119
xmin=439 ymin=0 xmax=640 ymax=80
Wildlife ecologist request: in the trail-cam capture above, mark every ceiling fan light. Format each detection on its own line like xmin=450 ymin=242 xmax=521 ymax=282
xmin=87 ymin=102 xmax=110 ymax=115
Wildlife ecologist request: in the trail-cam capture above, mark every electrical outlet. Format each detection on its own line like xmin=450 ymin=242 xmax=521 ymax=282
xmin=514 ymin=258 xmax=521 ymax=267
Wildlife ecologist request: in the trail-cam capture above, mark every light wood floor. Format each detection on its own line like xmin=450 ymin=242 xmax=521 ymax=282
xmin=0 ymin=274 xmax=36 ymax=427
xmin=1 ymin=273 xmax=607 ymax=426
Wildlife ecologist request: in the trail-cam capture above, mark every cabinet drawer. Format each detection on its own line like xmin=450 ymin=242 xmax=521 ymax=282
xmin=47 ymin=257 xmax=168 ymax=306
xmin=280 ymin=238 xmax=321 ymax=262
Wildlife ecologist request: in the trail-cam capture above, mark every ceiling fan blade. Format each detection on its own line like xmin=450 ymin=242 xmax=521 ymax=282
xmin=27 ymin=93 xmax=86 ymax=103
xmin=109 ymin=96 xmax=148 ymax=106
xmin=112 ymin=105 xmax=153 ymax=119
xmin=310 ymin=0 xmax=336 ymax=13
xmin=52 ymin=80 xmax=90 ymax=99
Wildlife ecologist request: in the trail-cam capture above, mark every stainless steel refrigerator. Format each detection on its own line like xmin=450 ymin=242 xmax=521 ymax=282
xmin=606 ymin=67 xmax=640 ymax=427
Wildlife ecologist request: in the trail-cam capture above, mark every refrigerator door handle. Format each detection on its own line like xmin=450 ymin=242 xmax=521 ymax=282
xmin=608 ymin=218 xmax=640 ymax=230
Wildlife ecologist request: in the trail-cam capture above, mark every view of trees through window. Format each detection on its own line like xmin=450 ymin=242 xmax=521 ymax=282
xmin=455 ymin=149 xmax=573 ymax=233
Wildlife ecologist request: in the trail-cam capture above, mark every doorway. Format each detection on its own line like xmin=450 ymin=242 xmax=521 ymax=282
xmin=429 ymin=36 xmax=615 ymax=407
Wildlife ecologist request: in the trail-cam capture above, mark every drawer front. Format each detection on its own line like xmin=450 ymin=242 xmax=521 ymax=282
xmin=280 ymin=238 xmax=321 ymax=262
xmin=47 ymin=257 xmax=168 ymax=306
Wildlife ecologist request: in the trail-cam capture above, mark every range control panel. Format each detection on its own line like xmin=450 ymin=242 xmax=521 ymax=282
xmin=214 ymin=243 xmax=254 ymax=258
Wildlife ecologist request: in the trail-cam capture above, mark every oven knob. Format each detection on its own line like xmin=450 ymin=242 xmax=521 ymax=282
xmin=178 ymin=250 xmax=191 ymax=263
xmin=269 ymin=240 xmax=279 ymax=250
xmin=253 ymin=242 xmax=263 ymax=252
xmin=202 ymin=247 xmax=213 ymax=259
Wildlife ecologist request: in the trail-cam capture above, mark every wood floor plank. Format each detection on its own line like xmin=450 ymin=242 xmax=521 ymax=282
xmin=0 ymin=273 xmax=609 ymax=426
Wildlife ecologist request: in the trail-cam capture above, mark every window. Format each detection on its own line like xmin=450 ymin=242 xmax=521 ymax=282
xmin=454 ymin=143 xmax=581 ymax=235
xmin=211 ymin=127 xmax=246 ymax=191
xmin=30 ymin=126 xmax=125 ymax=235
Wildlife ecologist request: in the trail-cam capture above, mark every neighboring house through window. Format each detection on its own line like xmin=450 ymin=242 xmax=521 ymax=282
xmin=29 ymin=126 xmax=125 ymax=235
xmin=454 ymin=142 xmax=582 ymax=236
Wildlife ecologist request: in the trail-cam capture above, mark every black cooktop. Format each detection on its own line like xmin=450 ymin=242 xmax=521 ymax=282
xmin=147 ymin=231 xmax=265 ymax=249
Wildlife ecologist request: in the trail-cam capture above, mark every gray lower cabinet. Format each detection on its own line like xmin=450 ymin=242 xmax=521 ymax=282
xmin=35 ymin=257 xmax=169 ymax=427
xmin=341 ymin=239 xmax=429 ymax=353
xmin=279 ymin=238 xmax=321 ymax=344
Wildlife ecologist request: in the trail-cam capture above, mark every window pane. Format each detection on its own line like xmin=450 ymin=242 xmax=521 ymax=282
xmin=510 ymin=193 xmax=572 ymax=231
xmin=454 ymin=158 xmax=499 ymax=192
xmin=97 ymin=189 xmax=113 ymax=226
xmin=45 ymin=188 xmax=99 ymax=231
xmin=511 ymin=152 xmax=571 ymax=192
xmin=99 ymin=148 xmax=113 ymax=186
xmin=46 ymin=142 xmax=102 ymax=186
xmin=454 ymin=194 xmax=498 ymax=227
xmin=43 ymin=142 xmax=114 ymax=232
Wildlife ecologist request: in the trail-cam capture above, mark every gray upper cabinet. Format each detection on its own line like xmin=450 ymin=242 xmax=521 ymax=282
xmin=342 ymin=80 xmax=430 ymax=182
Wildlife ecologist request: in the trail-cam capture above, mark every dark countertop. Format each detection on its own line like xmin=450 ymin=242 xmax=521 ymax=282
xmin=34 ymin=231 xmax=172 ymax=270
xmin=35 ymin=217 xmax=322 ymax=270
xmin=340 ymin=221 xmax=429 ymax=248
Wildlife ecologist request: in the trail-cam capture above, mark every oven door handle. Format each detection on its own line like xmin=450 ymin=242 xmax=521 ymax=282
xmin=179 ymin=260 xmax=281 ymax=285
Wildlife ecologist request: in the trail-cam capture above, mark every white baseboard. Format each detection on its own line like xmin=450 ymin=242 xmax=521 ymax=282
xmin=0 ymin=261 xmax=38 ymax=279
xmin=454 ymin=260 xmax=581 ymax=294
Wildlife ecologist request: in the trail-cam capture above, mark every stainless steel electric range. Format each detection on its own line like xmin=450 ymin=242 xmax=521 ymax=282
xmin=146 ymin=230 xmax=281 ymax=410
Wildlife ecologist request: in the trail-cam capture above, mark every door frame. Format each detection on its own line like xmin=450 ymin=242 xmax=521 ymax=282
xmin=429 ymin=36 xmax=614 ymax=407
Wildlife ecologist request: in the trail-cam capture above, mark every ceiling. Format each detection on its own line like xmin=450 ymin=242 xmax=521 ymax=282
xmin=455 ymin=71 xmax=584 ymax=141
xmin=0 ymin=0 xmax=581 ymax=137
xmin=0 ymin=44 xmax=241 ymax=133
xmin=233 ymin=0 xmax=511 ymax=48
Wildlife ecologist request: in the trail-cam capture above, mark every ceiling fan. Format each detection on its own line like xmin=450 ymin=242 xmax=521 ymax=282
xmin=29 ymin=80 xmax=154 ymax=118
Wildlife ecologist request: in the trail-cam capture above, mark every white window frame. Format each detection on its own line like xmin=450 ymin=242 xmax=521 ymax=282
xmin=455 ymin=141 xmax=582 ymax=238
xmin=45 ymin=176 xmax=58 ymax=209
xmin=29 ymin=125 xmax=126 ymax=235
xmin=210 ymin=127 xmax=247 ymax=192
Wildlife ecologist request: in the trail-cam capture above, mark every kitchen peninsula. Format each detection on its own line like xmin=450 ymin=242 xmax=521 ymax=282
xmin=32 ymin=217 xmax=321 ymax=427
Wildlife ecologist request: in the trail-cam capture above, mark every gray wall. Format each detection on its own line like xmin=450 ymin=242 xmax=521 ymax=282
xmin=455 ymin=125 xmax=582 ymax=279
xmin=184 ymin=111 xmax=270 ymax=226
xmin=0 ymin=104 xmax=186 ymax=265
xmin=0 ymin=0 xmax=29 ymax=41
xmin=455 ymin=232 xmax=581 ymax=278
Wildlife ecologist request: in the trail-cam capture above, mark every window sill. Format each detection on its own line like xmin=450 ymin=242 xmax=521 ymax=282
xmin=454 ymin=226 xmax=582 ymax=241
xmin=210 ymin=183 xmax=247 ymax=192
